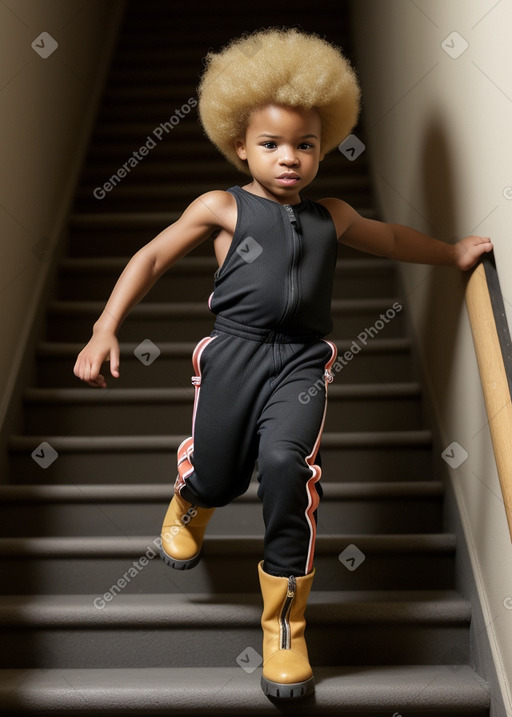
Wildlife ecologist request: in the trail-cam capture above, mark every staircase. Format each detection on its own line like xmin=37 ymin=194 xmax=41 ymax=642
xmin=0 ymin=1 xmax=491 ymax=715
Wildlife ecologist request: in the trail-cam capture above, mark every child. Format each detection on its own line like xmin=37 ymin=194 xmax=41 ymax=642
xmin=74 ymin=27 xmax=493 ymax=700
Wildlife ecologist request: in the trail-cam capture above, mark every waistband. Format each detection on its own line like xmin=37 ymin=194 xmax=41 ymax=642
xmin=213 ymin=315 xmax=321 ymax=344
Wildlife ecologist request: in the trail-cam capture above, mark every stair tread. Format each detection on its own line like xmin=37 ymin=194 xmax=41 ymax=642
xmin=0 ymin=665 xmax=490 ymax=712
xmin=0 ymin=533 xmax=456 ymax=556
xmin=0 ymin=481 xmax=444 ymax=503
xmin=23 ymin=382 xmax=422 ymax=403
xmin=9 ymin=430 xmax=433 ymax=452
xmin=71 ymin=211 xmax=181 ymax=226
xmin=0 ymin=591 xmax=471 ymax=626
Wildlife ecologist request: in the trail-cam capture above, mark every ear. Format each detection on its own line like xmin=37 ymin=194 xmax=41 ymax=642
xmin=235 ymin=139 xmax=247 ymax=161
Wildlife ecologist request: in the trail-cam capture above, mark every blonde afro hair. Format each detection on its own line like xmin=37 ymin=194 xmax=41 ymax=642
xmin=197 ymin=27 xmax=361 ymax=173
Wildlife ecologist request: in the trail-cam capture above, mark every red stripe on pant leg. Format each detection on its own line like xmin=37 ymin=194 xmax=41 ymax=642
xmin=304 ymin=340 xmax=338 ymax=574
xmin=174 ymin=437 xmax=194 ymax=493
xmin=191 ymin=335 xmax=217 ymax=439
xmin=174 ymin=335 xmax=217 ymax=494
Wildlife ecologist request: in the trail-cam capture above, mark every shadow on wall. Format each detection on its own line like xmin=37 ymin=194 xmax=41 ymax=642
xmin=413 ymin=112 xmax=468 ymax=424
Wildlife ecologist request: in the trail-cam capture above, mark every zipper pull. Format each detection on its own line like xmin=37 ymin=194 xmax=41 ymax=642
xmin=287 ymin=575 xmax=296 ymax=598
xmin=283 ymin=204 xmax=302 ymax=234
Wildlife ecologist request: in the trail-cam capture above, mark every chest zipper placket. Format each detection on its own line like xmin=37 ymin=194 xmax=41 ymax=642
xmin=281 ymin=204 xmax=301 ymax=325
xmin=279 ymin=575 xmax=296 ymax=649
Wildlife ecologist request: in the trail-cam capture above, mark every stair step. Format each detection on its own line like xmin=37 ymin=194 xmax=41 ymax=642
xmin=0 ymin=591 xmax=471 ymax=668
xmin=0 ymin=665 xmax=490 ymax=715
xmin=80 ymin=161 xmax=244 ymax=190
xmin=8 ymin=431 xmax=433 ymax=485
xmin=21 ymin=382 xmax=424 ymax=435
xmin=71 ymin=210 xmax=181 ymax=227
xmin=36 ymin=337 xmax=414 ymax=388
xmin=81 ymin=138 xmax=238 ymax=161
xmin=99 ymin=86 xmax=203 ymax=102
xmin=81 ymin=157 xmax=242 ymax=179
xmin=0 ymin=482 xmax=444 ymax=537
xmin=92 ymin=70 xmax=193 ymax=87
xmin=0 ymin=534 xmax=455 ymax=594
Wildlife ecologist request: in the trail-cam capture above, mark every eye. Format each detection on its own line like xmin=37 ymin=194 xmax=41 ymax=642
xmin=299 ymin=142 xmax=314 ymax=150
xmin=261 ymin=141 xmax=277 ymax=149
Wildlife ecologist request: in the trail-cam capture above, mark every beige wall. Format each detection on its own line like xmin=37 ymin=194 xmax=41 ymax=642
xmin=0 ymin=0 xmax=124 ymax=427
xmin=351 ymin=0 xmax=512 ymax=711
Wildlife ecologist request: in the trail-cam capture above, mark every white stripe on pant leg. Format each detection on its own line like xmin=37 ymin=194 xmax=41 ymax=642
xmin=303 ymin=340 xmax=338 ymax=574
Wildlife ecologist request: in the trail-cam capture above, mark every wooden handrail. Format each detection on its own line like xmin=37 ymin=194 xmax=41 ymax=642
xmin=465 ymin=251 xmax=512 ymax=540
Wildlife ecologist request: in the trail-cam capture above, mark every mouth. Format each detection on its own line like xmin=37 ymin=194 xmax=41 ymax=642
xmin=276 ymin=174 xmax=300 ymax=185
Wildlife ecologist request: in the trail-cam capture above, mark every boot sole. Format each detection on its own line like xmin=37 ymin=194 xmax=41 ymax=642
xmin=159 ymin=544 xmax=201 ymax=570
xmin=261 ymin=675 xmax=315 ymax=699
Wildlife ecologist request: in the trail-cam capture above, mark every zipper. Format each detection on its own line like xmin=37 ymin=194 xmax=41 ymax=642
xmin=279 ymin=575 xmax=296 ymax=649
xmin=279 ymin=204 xmax=302 ymax=326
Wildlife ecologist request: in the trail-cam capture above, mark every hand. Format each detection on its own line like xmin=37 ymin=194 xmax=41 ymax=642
xmin=73 ymin=330 xmax=120 ymax=388
xmin=453 ymin=235 xmax=493 ymax=271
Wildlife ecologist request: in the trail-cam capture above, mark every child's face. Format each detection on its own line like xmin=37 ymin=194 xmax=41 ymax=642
xmin=235 ymin=105 xmax=323 ymax=202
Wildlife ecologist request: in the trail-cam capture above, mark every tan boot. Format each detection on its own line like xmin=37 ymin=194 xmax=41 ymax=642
xmin=258 ymin=561 xmax=315 ymax=699
xmin=159 ymin=437 xmax=215 ymax=570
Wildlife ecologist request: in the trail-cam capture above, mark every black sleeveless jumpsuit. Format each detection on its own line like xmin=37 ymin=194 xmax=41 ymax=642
xmin=177 ymin=186 xmax=338 ymax=577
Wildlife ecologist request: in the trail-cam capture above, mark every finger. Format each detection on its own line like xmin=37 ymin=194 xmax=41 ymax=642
xmin=73 ymin=352 xmax=87 ymax=379
xmin=84 ymin=359 xmax=101 ymax=385
xmin=476 ymin=235 xmax=492 ymax=246
xmin=110 ymin=344 xmax=120 ymax=378
xmin=74 ymin=359 xmax=89 ymax=383
xmin=87 ymin=374 xmax=107 ymax=388
xmin=83 ymin=362 xmax=93 ymax=383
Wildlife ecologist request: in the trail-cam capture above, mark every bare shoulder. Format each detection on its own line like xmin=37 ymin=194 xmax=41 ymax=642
xmin=136 ymin=190 xmax=238 ymax=273
xmin=178 ymin=190 xmax=237 ymax=234
xmin=198 ymin=189 xmax=236 ymax=206
xmin=195 ymin=189 xmax=236 ymax=211
xmin=317 ymin=197 xmax=359 ymax=239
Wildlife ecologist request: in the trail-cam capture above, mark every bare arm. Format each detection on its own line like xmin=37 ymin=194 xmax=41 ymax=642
xmin=319 ymin=198 xmax=493 ymax=270
xmin=73 ymin=191 xmax=234 ymax=387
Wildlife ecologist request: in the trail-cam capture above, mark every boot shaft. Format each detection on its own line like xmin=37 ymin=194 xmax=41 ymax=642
xmin=258 ymin=562 xmax=314 ymax=661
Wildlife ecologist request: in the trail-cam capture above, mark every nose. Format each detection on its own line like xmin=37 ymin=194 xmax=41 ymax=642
xmin=279 ymin=145 xmax=299 ymax=166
